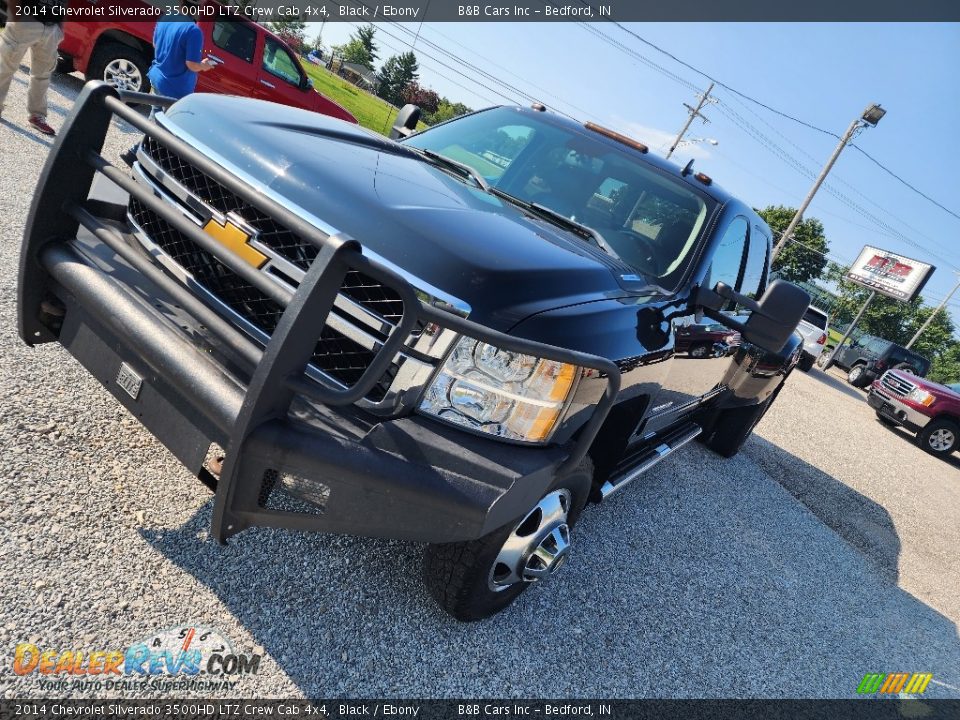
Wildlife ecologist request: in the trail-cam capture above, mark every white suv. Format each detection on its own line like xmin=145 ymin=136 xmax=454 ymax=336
xmin=795 ymin=306 xmax=830 ymax=372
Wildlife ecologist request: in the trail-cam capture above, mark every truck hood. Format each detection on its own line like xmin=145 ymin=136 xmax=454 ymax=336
xmin=160 ymin=94 xmax=647 ymax=331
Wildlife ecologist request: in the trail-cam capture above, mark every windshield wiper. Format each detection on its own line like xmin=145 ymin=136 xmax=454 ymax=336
xmin=406 ymin=147 xmax=490 ymax=191
xmin=488 ymin=188 xmax=622 ymax=260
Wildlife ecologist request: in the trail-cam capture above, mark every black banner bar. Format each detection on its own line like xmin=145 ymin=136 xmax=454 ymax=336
xmin=3 ymin=700 xmax=960 ymax=720
xmin=9 ymin=0 xmax=960 ymax=23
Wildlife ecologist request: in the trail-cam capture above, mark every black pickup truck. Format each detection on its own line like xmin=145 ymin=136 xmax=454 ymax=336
xmin=18 ymin=82 xmax=808 ymax=620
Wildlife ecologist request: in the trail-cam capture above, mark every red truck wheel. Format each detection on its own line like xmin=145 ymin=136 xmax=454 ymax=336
xmin=918 ymin=419 xmax=959 ymax=458
xmin=88 ymin=43 xmax=151 ymax=94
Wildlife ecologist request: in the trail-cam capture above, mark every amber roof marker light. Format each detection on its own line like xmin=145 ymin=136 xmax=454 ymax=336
xmin=584 ymin=122 xmax=649 ymax=154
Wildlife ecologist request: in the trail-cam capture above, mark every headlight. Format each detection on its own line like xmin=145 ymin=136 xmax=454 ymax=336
xmin=907 ymin=387 xmax=935 ymax=406
xmin=419 ymin=337 xmax=579 ymax=443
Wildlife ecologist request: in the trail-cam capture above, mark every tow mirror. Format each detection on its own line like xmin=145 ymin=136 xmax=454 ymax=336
xmin=696 ymin=280 xmax=810 ymax=354
xmin=390 ymin=104 xmax=421 ymax=140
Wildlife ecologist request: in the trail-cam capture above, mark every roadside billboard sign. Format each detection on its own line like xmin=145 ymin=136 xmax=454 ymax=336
xmin=845 ymin=246 xmax=935 ymax=301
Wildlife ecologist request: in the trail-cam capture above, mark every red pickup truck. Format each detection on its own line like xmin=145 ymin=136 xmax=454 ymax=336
xmin=868 ymin=369 xmax=960 ymax=459
xmin=0 ymin=1 xmax=356 ymax=123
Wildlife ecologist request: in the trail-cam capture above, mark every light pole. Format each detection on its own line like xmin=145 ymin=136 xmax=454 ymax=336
xmin=666 ymin=83 xmax=716 ymax=160
xmin=906 ymin=272 xmax=960 ymax=349
xmin=771 ymin=103 xmax=886 ymax=262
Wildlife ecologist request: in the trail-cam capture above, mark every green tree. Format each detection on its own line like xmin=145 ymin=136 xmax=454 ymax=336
xmin=377 ymin=52 xmax=419 ymax=107
xmin=333 ymin=25 xmax=378 ymax=71
xmin=757 ymin=205 xmax=829 ymax=284
xmin=356 ymin=25 xmax=378 ymax=66
xmin=423 ymin=97 xmax=473 ymax=125
xmin=269 ymin=20 xmax=307 ymax=54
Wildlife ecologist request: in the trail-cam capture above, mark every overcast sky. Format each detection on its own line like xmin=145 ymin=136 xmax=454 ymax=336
xmin=309 ymin=21 xmax=960 ymax=325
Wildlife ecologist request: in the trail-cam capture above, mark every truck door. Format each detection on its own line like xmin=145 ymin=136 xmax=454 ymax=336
xmin=200 ymin=21 xmax=261 ymax=97
xmin=257 ymin=35 xmax=311 ymax=109
xmin=643 ymin=215 xmax=766 ymax=435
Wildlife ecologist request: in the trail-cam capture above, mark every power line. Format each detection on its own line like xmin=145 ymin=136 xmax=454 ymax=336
xmin=575 ymin=12 xmax=960 ymax=223
xmin=847 ymin=144 xmax=960 ymax=223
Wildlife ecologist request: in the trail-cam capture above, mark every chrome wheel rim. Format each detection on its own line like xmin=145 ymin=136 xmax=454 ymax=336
xmin=488 ymin=489 xmax=572 ymax=592
xmin=690 ymin=345 xmax=708 ymax=358
xmin=929 ymin=429 xmax=955 ymax=452
xmin=104 ymin=59 xmax=142 ymax=91
xmin=849 ymin=367 xmax=862 ymax=382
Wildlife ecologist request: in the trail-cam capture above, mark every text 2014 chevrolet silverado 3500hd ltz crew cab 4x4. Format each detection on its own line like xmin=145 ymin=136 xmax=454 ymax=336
xmin=18 ymin=83 xmax=809 ymax=620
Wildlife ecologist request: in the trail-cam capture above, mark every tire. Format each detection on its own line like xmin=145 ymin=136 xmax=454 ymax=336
xmin=87 ymin=43 xmax=151 ymax=93
xmin=689 ymin=343 xmax=710 ymax=359
xmin=847 ymin=364 xmax=870 ymax=388
xmin=422 ymin=457 xmax=593 ymax=622
xmin=817 ymin=349 xmax=834 ymax=369
xmin=917 ymin=419 xmax=960 ymax=458
xmin=798 ymin=352 xmax=815 ymax=372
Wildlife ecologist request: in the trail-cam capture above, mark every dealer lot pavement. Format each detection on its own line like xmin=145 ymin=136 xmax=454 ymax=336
xmin=1 ymin=71 xmax=958 ymax=699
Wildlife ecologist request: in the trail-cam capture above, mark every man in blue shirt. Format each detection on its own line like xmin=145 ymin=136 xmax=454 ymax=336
xmin=147 ymin=13 xmax=216 ymax=99
xmin=121 ymin=9 xmax=216 ymax=165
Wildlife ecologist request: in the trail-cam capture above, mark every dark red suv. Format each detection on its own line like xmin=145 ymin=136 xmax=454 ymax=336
xmin=1 ymin=1 xmax=357 ymax=123
xmin=868 ymin=370 xmax=960 ymax=459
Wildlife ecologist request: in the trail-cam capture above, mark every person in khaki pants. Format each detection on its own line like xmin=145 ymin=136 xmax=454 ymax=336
xmin=0 ymin=1 xmax=64 ymax=136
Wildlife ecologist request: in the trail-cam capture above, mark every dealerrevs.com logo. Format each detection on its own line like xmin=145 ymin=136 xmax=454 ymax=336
xmin=12 ymin=625 xmax=262 ymax=692
xmin=857 ymin=673 xmax=933 ymax=695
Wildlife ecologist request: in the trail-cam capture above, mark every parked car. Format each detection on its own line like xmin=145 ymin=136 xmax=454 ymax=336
xmin=868 ymin=370 xmax=960 ymax=458
xmin=794 ymin=305 xmax=829 ymax=371
xmin=0 ymin=0 xmax=357 ymax=123
xmin=675 ymin=322 xmax=741 ymax=358
xmin=819 ymin=334 xmax=930 ymax=387
xmin=18 ymin=87 xmax=810 ymax=620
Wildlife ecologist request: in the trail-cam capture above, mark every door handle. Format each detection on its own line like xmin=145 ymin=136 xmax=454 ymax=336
xmin=206 ymin=54 xmax=225 ymax=65
xmin=260 ymin=79 xmax=275 ymax=89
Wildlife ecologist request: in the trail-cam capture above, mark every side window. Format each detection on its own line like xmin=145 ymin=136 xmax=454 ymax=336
xmin=212 ymin=21 xmax=256 ymax=63
xmin=866 ymin=338 xmax=889 ymax=354
xmin=707 ymin=216 xmax=749 ymax=292
xmin=741 ymin=225 xmax=770 ymax=300
xmin=262 ymin=37 xmax=303 ymax=86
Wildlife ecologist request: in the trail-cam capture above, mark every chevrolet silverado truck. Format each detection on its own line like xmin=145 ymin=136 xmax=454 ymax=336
xmin=869 ymin=369 xmax=960 ymax=458
xmin=17 ymin=82 xmax=809 ymax=620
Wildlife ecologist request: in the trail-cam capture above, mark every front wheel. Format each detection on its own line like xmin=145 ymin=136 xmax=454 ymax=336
xmin=847 ymin=365 xmax=870 ymax=388
xmin=817 ymin=348 xmax=835 ymax=369
xmin=689 ymin=343 xmax=710 ymax=359
xmin=87 ymin=43 xmax=151 ymax=93
xmin=917 ymin=419 xmax=959 ymax=458
xmin=422 ymin=459 xmax=593 ymax=621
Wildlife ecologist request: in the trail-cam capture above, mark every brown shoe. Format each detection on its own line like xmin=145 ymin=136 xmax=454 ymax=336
xmin=28 ymin=115 xmax=56 ymax=136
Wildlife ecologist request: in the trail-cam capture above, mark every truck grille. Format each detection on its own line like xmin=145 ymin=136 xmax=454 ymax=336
xmin=880 ymin=371 xmax=916 ymax=397
xmin=140 ymin=136 xmax=404 ymax=323
xmin=129 ymin=196 xmax=394 ymax=399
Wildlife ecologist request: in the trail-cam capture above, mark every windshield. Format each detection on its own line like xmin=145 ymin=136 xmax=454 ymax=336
xmin=405 ymin=107 xmax=712 ymax=288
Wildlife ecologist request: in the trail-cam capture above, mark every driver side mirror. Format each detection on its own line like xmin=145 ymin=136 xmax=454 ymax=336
xmin=390 ymin=104 xmax=421 ymax=140
xmin=300 ymin=75 xmax=314 ymax=91
xmin=696 ymin=280 xmax=810 ymax=354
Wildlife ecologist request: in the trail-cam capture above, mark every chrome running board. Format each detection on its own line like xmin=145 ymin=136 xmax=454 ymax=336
xmin=600 ymin=423 xmax=702 ymax=499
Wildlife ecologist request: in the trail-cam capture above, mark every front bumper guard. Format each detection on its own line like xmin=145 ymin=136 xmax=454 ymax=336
xmin=17 ymin=82 xmax=622 ymax=544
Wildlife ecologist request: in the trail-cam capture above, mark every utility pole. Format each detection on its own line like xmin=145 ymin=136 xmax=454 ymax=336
xmin=906 ymin=272 xmax=960 ymax=349
xmin=665 ymin=83 xmax=716 ymax=160
xmin=771 ymin=103 xmax=886 ymax=262
xmin=822 ymin=291 xmax=876 ymax=371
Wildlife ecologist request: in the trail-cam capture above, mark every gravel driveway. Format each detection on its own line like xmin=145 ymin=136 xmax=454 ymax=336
xmin=1 ymin=69 xmax=959 ymax=700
